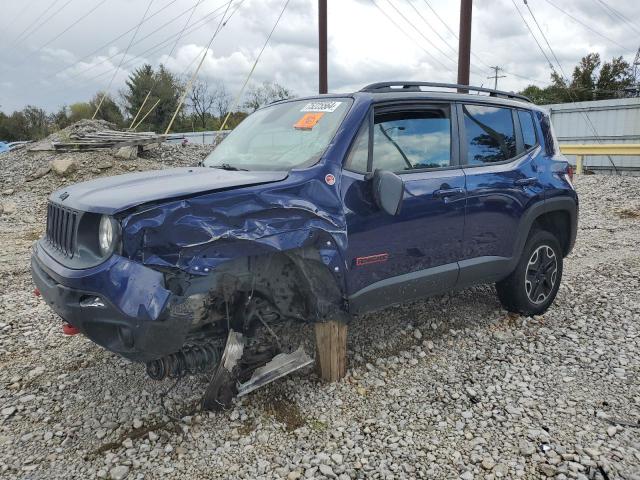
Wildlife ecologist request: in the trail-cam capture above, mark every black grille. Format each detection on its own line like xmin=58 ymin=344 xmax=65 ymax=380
xmin=46 ymin=203 xmax=78 ymax=257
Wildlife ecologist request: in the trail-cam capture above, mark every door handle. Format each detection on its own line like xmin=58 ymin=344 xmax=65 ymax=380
xmin=433 ymin=187 xmax=464 ymax=198
xmin=514 ymin=177 xmax=537 ymax=186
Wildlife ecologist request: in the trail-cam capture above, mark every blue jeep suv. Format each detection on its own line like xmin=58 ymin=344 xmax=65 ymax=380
xmin=31 ymin=82 xmax=577 ymax=405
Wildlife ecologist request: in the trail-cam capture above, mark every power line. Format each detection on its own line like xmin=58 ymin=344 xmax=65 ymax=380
xmin=520 ymin=0 xmax=620 ymax=174
xmin=595 ymin=0 xmax=640 ymax=36
xmin=523 ymin=1 xmax=566 ymax=78
xmin=512 ymin=0 xmax=555 ymax=72
xmin=58 ymin=0 xmax=232 ymax=86
xmin=166 ymin=0 xmax=236 ymax=133
xmin=64 ymin=1 xmax=238 ymax=91
xmin=405 ymin=0 xmax=457 ymax=56
xmin=93 ymin=0 xmax=155 ymax=119
xmin=371 ymin=0 xmax=452 ymax=73
xmin=487 ymin=66 xmax=506 ymax=89
xmin=33 ymin=0 xmax=108 ymax=57
xmin=13 ymin=0 xmax=62 ymax=45
xmin=40 ymin=0 xmax=244 ymax=108
xmin=543 ymin=0 xmax=632 ymax=52
xmin=422 ymin=0 xmax=547 ymax=86
xmin=219 ymin=0 xmax=291 ymax=131
xmin=41 ymin=0 xmax=180 ymax=81
xmin=129 ymin=0 xmax=207 ymax=129
xmin=31 ymin=0 xmax=231 ymax=100
xmin=15 ymin=0 xmax=76 ymax=47
xmin=1 ymin=4 xmax=31 ymax=42
xmin=384 ymin=0 xmax=457 ymax=68
xmin=422 ymin=0 xmax=457 ymax=38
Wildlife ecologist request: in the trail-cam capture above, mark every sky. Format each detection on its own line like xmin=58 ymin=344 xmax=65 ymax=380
xmin=0 ymin=0 xmax=638 ymax=113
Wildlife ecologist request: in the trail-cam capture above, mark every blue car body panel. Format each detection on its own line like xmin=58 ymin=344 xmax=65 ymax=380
xmin=31 ymin=89 xmax=578 ymax=362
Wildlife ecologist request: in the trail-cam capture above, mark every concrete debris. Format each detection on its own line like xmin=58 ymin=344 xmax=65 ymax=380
xmin=115 ymin=146 xmax=138 ymax=160
xmin=50 ymin=157 xmax=78 ymax=176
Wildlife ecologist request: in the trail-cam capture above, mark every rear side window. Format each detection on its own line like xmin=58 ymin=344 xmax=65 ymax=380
xmin=463 ymin=104 xmax=516 ymax=165
xmin=518 ymin=110 xmax=537 ymax=150
xmin=345 ymin=106 xmax=452 ymax=173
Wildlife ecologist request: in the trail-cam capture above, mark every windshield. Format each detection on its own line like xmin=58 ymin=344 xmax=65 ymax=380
xmin=203 ymin=98 xmax=352 ymax=171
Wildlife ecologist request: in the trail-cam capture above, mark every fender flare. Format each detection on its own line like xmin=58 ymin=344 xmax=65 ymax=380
xmin=510 ymin=196 xmax=578 ymax=272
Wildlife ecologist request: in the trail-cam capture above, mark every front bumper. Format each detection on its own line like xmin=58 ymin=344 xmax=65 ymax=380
xmin=31 ymin=241 xmax=190 ymax=362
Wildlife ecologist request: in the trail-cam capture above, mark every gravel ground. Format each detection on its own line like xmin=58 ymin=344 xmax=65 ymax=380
xmin=0 ymin=140 xmax=639 ymax=480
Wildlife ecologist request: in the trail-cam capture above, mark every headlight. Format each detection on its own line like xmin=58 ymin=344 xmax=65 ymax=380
xmin=98 ymin=215 xmax=118 ymax=256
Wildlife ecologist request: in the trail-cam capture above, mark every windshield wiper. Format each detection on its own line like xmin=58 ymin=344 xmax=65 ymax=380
xmin=209 ymin=163 xmax=249 ymax=171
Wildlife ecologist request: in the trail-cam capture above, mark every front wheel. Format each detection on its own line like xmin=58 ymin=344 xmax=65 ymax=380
xmin=496 ymin=230 xmax=563 ymax=316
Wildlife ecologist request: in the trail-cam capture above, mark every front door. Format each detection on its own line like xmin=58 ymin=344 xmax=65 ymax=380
xmin=341 ymin=103 xmax=467 ymax=313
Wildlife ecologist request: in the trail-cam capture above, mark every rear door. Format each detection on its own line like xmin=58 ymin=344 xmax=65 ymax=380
xmin=457 ymin=102 xmax=545 ymax=286
xmin=341 ymin=102 xmax=467 ymax=312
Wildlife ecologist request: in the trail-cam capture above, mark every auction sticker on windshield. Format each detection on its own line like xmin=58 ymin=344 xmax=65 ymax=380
xmin=294 ymin=112 xmax=324 ymax=130
xmin=300 ymin=101 xmax=342 ymax=113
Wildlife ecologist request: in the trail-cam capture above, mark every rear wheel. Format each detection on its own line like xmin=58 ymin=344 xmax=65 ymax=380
xmin=496 ymin=230 xmax=563 ymax=316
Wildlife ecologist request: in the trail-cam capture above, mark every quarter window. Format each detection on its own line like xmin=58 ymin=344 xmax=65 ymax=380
xmin=518 ymin=110 xmax=537 ymax=150
xmin=345 ymin=120 xmax=369 ymax=172
xmin=463 ymin=105 xmax=516 ymax=165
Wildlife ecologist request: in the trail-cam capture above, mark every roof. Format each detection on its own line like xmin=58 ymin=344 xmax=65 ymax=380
xmin=355 ymin=90 xmax=541 ymax=110
xmin=268 ymin=81 xmax=542 ymax=111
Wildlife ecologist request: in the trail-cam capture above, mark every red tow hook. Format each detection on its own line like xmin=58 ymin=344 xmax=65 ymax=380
xmin=34 ymin=288 xmax=41 ymax=297
xmin=62 ymin=323 xmax=80 ymax=336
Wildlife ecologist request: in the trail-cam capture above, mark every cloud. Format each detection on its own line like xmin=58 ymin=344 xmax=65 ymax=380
xmin=0 ymin=0 xmax=638 ymax=112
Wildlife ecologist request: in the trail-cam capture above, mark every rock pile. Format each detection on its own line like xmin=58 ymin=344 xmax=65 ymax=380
xmin=0 ymin=120 xmax=215 ymax=219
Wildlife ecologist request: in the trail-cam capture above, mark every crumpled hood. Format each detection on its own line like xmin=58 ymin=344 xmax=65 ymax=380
xmin=50 ymin=167 xmax=288 ymax=214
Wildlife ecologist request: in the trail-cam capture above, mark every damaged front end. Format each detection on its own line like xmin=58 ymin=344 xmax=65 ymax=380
xmin=32 ymin=96 xmax=366 ymax=407
xmin=123 ymin=167 xmax=351 ymax=406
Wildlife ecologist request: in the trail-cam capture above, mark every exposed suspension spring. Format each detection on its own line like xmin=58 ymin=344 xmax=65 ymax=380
xmin=146 ymin=343 xmax=220 ymax=380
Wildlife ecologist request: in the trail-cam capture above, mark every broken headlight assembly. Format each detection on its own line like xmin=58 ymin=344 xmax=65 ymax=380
xmin=98 ymin=215 xmax=120 ymax=257
xmin=73 ymin=213 xmax=122 ymax=262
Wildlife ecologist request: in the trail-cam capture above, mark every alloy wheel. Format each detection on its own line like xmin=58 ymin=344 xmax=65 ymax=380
xmin=524 ymin=245 xmax=558 ymax=304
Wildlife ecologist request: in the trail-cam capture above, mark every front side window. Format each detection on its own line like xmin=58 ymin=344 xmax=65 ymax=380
xmin=204 ymin=98 xmax=352 ymax=171
xmin=463 ymin=105 xmax=516 ymax=165
xmin=345 ymin=107 xmax=452 ymax=173
xmin=518 ymin=110 xmax=537 ymax=150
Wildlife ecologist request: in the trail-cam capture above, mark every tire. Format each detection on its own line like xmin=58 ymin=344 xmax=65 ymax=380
xmin=496 ymin=230 xmax=563 ymax=316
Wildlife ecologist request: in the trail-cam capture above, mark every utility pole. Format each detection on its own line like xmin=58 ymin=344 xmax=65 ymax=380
xmin=457 ymin=0 xmax=472 ymax=90
xmin=319 ymin=0 xmax=328 ymax=94
xmin=487 ymin=65 xmax=506 ymax=90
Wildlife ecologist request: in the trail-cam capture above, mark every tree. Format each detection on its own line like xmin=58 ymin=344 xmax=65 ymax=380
xmin=22 ymin=106 xmax=50 ymax=139
xmin=243 ymin=81 xmax=294 ymax=112
xmin=596 ymin=56 xmax=634 ymax=99
xmin=90 ymin=92 xmax=124 ymax=126
xmin=520 ymin=52 xmax=635 ymax=104
xmin=0 ymin=109 xmax=43 ymax=141
xmin=189 ymin=80 xmax=216 ymax=130
xmin=123 ymin=64 xmax=181 ymax=131
xmin=212 ymin=81 xmax=231 ymax=121
xmin=68 ymin=102 xmax=94 ymax=123
xmin=50 ymin=106 xmax=72 ymax=130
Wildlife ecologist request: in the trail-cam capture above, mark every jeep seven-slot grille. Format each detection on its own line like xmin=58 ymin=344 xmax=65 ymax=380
xmin=46 ymin=203 xmax=77 ymax=257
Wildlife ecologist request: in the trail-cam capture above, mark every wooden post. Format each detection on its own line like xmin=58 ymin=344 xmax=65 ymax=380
xmin=315 ymin=320 xmax=347 ymax=382
xmin=575 ymin=155 xmax=584 ymax=175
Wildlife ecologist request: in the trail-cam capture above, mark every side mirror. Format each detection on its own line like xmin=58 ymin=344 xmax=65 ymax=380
xmin=371 ymin=169 xmax=404 ymax=216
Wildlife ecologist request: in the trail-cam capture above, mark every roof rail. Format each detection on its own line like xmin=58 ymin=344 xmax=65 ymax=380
xmin=359 ymin=81 xmax=532 ymax=103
